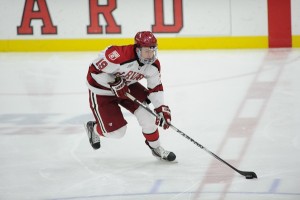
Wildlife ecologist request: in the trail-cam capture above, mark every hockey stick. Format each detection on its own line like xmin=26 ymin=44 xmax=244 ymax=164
xmin=126 ymin=93 xmax=257 ymax=179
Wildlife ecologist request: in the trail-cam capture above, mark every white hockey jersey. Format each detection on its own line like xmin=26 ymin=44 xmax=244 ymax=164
xmin=86 ymin=44 xmax=165 ymax=108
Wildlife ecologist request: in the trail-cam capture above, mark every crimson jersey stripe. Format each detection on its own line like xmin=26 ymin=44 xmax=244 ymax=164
xmin=87 ymin=65 xmax=111 ymax=90
xmin=152 ymin=60 xmax=161 ymax=72
xmin=148 ymin=84 xmax=164 ymax=94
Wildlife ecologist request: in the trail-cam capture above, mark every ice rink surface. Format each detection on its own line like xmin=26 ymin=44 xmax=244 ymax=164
xmin=0 ymin=48 xmax=300 ymax=200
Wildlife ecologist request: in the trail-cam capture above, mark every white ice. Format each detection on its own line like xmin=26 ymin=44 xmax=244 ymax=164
xmin=0 ymin=48 xmax=300 ymax=200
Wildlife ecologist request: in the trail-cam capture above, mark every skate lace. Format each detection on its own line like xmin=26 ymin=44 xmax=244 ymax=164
xmin=153 ymin=146 xmax=170 ymax=158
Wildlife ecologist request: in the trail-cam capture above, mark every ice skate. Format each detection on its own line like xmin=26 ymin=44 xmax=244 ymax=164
xmin=145 ymin=141 xmax=176 ymax=162
xmin=84 ymin=121 xmax=100 ymax=150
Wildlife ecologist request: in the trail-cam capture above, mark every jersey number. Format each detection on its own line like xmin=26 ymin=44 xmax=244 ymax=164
xmin=95 ymin=59 xmax=108 ymax=70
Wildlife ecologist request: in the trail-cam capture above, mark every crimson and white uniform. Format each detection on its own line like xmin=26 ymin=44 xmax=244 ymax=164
xmin=87 ymin=44 xmax=165 ymax=107
xmin=86 ymin=44 xmax=165 ymax=148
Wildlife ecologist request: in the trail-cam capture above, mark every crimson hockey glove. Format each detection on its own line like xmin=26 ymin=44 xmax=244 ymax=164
xmin=109 ymin=77 xmax=129 ymax=99
xmin=155 ymin=105 xmax=171 ymax=129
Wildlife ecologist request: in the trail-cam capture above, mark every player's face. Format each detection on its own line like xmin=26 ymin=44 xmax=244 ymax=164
xmin=140 ymin=47 xmax=156 ymax=59
xmin=136 ymin=46 xmax=158 ymax=65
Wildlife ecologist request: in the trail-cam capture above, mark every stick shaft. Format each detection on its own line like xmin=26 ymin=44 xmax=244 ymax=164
xmin=126 ymin=93 xmax=256 ymax=178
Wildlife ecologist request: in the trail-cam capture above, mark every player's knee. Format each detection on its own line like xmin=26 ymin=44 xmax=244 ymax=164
xmin=134 ymin=106 xmax=157 ymax=132
xmin=103 ymin=125 xmax=127 ymax=139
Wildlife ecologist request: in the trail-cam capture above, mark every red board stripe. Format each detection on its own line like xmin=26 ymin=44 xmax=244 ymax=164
xmin=268 ymin=0 xmax=292 ymax=48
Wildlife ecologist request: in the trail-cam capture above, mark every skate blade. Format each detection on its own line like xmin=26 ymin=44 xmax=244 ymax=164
xmin=155 ymin=156 xmax=178 ymax=163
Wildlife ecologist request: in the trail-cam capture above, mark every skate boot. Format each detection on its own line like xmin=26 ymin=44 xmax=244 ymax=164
xmin=145 ymin=141 xmax=176 ymax=162
xmin=84 ymin=121 xmax=100 ymax=150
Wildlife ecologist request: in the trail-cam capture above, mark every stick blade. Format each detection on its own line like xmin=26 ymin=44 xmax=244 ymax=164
xmin=240 ymin=171 xmax=257 ymax=179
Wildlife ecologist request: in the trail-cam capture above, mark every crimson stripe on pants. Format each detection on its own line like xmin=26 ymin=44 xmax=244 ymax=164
xmin=89 ymin=91 xmax=107 ymax=134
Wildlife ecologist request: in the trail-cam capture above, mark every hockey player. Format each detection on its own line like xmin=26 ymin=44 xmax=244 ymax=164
xmin=84 ymin=31 xmax=176 ymax=162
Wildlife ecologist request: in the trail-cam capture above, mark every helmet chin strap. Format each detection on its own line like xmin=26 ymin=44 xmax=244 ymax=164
xmin=136 ymin=48 xmax=157 ymax=65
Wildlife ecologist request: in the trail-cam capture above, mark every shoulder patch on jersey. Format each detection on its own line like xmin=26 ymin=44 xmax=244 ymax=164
xmin=105 ymin=45 xmax=135 ymax=64
xmin=108 ymin=50 xmax=120 ymax=61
